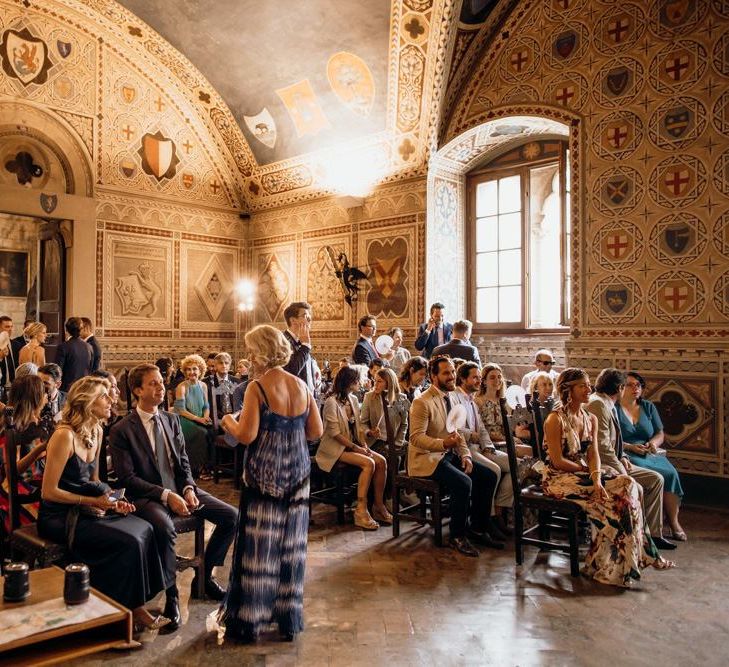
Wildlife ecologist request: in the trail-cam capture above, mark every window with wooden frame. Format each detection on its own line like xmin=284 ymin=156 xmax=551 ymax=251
xmin=467 ymin=140 xmax=571 ymax=331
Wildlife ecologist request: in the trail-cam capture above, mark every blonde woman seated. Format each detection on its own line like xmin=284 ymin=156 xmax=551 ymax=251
xmin=39 ymin=376 xmax=168 ymax=630
xmin=475 ymin=363 xmax=532 ymax=457
xmin=360 ymin=367 xmax=410 ymax=458
xmin=174 ymin=354 xmax=212 ymax=475
xmin=18 ymin=322 xmax=47 ymax=367
xmin=542 ymin=368 xmax=674 ymax=586
xmin=315 ymin=365 xmax=391 ymax=529
xmin=529 ymin=371 xmax=556 ymax=404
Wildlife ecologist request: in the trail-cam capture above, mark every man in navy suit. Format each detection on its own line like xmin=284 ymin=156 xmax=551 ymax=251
xmin=432 ymin=319 xmax=481 ymax=365
xmin=80 ymin=317 xmax=102 ymax=372
xmin=352 ymin=314 xmax=380 ymax=366
xmin=110 ymin=363 xmax=238 ymax=632
xmin=415 ymin=302 xmax=453 ymax=359
xmin=55 ymin=317 xmax=93 ymax=391
xmin=282 ymin=301 xmax=315 ymax=393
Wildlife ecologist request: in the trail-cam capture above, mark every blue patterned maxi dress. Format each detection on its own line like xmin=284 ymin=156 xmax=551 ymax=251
xmin=218 ymin=381 xmax=310 ymax=639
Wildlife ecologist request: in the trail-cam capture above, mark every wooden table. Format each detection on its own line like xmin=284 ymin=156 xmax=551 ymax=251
xmin=0 ymin=566 xmax=132 ymax=666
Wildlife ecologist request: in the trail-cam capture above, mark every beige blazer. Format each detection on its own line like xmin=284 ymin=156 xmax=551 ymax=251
xmin=407 ymin=384 xmax=470 ymax=477
xmin=587 ymin=393 xmax=626 ymax=474
xmin=360 ymin=390 xmax=409 ymax=449
xmin=315 ymin=394 xmax=362 ymax=473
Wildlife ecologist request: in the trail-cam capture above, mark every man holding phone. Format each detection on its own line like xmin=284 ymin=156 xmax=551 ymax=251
xmin=110 ymin=363 xmax=238 ymax=632
xmin=414 ymin=302 xmax=453 ymax=359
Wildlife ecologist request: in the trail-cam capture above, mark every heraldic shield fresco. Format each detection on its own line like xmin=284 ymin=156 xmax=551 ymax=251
xmin=105 ymin=232 xmax=173 ymax=330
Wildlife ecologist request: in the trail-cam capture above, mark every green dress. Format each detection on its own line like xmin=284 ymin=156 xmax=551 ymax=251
xmin=174 ymin=381 xmax=211 ymax=472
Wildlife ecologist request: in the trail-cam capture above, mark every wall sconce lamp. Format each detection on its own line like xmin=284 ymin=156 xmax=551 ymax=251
xmin=236 ymin=279 xmax=256 ymax=312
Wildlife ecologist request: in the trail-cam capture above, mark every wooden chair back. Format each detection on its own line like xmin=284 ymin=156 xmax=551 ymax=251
xmin=4 ymin=429 xmax=42 ymax=532
xmin=529 ymin=395 xmax=554 ymax=461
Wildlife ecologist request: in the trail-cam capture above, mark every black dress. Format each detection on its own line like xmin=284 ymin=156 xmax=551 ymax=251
xmin=38 ymin=441 xmax=165 ymax=610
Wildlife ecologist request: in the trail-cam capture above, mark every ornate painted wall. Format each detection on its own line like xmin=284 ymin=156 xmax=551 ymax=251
xmin=0 ymin=0 xmax=244 ymax=369
xmin=445 ymin=0 xmax=729 ymax=479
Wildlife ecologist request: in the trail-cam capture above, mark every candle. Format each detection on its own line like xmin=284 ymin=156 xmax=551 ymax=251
xmin=63 ymin=563 xmax=90 ymax=605
xmin=3 ymin=562 xmax=30 ymax=602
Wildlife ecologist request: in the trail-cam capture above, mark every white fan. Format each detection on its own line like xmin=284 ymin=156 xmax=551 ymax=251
xmin=374 ymin=334 xmax=394 ymax=355
xmin=505 ymin=384 xmax=527 ymax=409
xmin=446 ymin=404 xmax=468 ymax=433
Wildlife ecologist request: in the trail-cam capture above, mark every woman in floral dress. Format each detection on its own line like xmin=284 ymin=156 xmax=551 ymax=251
xmin=541 ymin=368 xmax=675 ymax=587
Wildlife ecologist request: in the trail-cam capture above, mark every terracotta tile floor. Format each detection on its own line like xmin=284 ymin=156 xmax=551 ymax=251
xmin=73 ymin=481 xmax=729 ymax=666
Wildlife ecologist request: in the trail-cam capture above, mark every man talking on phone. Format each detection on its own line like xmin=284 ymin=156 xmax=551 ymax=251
xmin=415 ymin=302 xmax=453 ymax=359
xmin=109 ymin=363 xmax=238 ymax=632
xmin=283 ymin=301 xmax=316 ymax=394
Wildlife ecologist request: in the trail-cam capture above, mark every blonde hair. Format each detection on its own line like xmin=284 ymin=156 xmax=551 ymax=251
xmin=23 ymin=322 xmax=46 ymax=340
xmin=60 ymin=376 xmax=110 ymax=447
xmin=180 ymin=354 xmax=206 ymax=374
xmin=244 ymin=325 xmax=291 ymax=370
xmin=529 ymin=371 xmax=555 ymax=398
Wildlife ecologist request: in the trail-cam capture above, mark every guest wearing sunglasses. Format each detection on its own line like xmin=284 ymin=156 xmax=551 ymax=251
xmin=520 ymin=349 xmax=559 ymax=392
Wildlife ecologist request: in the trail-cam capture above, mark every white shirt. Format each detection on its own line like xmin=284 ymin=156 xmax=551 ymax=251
xmin=136 ymin=406 xmax=192 ymax=503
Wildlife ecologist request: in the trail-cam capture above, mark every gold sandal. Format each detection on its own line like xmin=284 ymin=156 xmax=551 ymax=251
xmin=652 ymin=557 xmax=677 ymax=571
xmin=354 ymin=509 xmax=379 ymax=530
xmin=372 ymin=507 xmax=393 ymax=524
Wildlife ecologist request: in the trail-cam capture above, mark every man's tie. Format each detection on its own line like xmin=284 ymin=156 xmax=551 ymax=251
xmin=152 ymin=414 xmax=177 ymax=492
xmin=611 ymin=406 xmax=624 ymax=459
xmin=443 ymin=393 xmax=452 ymax=415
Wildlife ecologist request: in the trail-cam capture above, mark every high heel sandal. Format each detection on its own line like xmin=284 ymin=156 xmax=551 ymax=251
xmin=354 ymin=508 xmax=379 ymax=530
xmin=371 ymin=506 xmax=393 ymax=525
xmin=652 ymin=557 xmax=677 ymax=571
xmin=133 ymin=614 xmax=171 ymax=634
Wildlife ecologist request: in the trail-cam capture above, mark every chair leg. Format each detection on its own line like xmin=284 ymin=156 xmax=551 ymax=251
xmin=392 ymin=483 xmax=400 ymax=538
xmin=538 ymin=510 xmax=550 ymax=541
xmin=568 ymin=514 xmax=581 ymax=578
xmin=212 ymin=446 xmax=220 ymax=485
xmin=195 ymin=525 xmax=206 ymax=598
xmin=335 ymin=472 xmax=346 ymax=525
xmin=432 ymin=490 xmax=443 ymax=547
xmin=514 ymin=506 xmax=525 ymax=566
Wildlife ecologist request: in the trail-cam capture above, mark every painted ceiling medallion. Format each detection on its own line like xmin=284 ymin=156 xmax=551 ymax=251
xmin=327 ymin=51 xmax=376 ymax=117
xmin=138 ymin=130 xmax=180 ymax=181
xmin=0 ymin=28 xmax=53 ymax=86
xmin=194 ymin=255 xmax=233 ymax=321
xmin=244 ymin=108 xmax=277 ymax=149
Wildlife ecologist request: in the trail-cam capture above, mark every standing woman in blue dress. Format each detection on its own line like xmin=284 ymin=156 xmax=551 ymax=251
xmin=218 ymin=325 xmax=323 ymax=643
xmin=617 ymin=371 xmax=686 ymax=541
xmin=173 ymin=354 xmax=212 ymax=476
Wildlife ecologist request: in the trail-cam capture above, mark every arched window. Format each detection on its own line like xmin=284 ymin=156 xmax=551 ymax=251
xmin=467 ymin=139 xmax=570 ymax=330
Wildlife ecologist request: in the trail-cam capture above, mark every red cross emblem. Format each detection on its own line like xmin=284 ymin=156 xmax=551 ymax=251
xmin=606 ymin=233 xmax=629 ymax=258
xmin=664 ymin=168 xmax=691 ymax=196
xmin=663 ymin=284 xmax=689 ymax=311
xmin=606 ymin=124 xmax=629 ymax=149
xmin=607 ymin=17 xmax=630 ymax=43
xmin=555 ymin=85 xmax=575 ymax=105
xmin=510 ymin=49 xmax=529 ymax=72
xmin=664 ymin=53 xmax=690 ymax=81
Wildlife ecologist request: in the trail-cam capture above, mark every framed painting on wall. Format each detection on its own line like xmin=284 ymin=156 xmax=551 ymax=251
xmin=0 ymin=250 xmax=29 ymax=297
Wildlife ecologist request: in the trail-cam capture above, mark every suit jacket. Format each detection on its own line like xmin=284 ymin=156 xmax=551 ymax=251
xmin=86 ymin=335 xmax=102 ymax=372
xmin=315 ymin=394 xmax=362 ymax=472
xmin=283 ymin=330 xmax=314 ymax=391
xmin=414 ymin=322 xmax=453 ymax=359
xmin=450 ymin=389 xmax=494 ymax=454
xmin=587 ymin=393 xmax=626 ymax=474
xmin=407 ymin=384 xmax=470 ymax=477
xmin=0 ymin=342 xmax=16 ymax=387
xmin=352 ymin=336 xmax=378 ymax=366
xmin=56 ymin=337 xmax=93 ymax=391
xmin=109 ymin=409 xmax=195 ymax=501
xmin=431 ymin=338 xmax=481 ymax=365
xmin=10 ymin=336 xmax=25 ymax=366
xmin=360 ymin=390 xmax=409 ymax=449
xmin=204 ymin=373 xmax=239 ymax=424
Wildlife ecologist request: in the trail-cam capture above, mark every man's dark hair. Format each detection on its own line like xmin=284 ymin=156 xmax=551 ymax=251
xmin=428 ymin=355 xmax=452 ymax=379
xmin=206 ymin=353 xmax=218 ymax=361
xmin=128 ymin=363 xmax=160 ymax=396
xmin=333 ymin=366 xmax=360 ymax=401
xmin=283 ymin=301 xmax=311 ymax=326
xmin=594 ymin=368 xmax=626 ymax=396
xmin=91 ymin=369 xmax=113 ymax=380
xmin=429 ymin=302 xmax=445 ymax=314
xmin=369 ymin=358 xmax=385 ymax=371
xmin=64 ymin=317 xmax=82 ymax=337
xmin=0 ymin=315 xmax=11 ymax=326
xmin=38 ymin=363 xmax=62 ymax=382
xmin=23 ymin=318 xmax=34 ymax=328
xmin=358 ymin=315 xmax=375 ymax=331
xmin=456 ymin=361 xmax=479 ymax=386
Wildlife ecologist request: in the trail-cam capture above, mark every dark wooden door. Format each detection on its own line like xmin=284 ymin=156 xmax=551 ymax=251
xmin=35 ymin=221 xmax=65 ymax=363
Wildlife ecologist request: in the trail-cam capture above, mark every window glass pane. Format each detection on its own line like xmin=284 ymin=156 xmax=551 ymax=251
xmin=499 ymin=286 xmax=521 ymax=322
xmin=476 ymin=181 xmax=497 ymax=217
xmin=499 ymin=249 xmax=521 ymax=285
xmin=476 ymin=216 xmax=497 ymax=252
xmin=476 ymin=252 xmax=498 ymax=287
xmin=477 ymin=288 xmax=498 ymax=323
xmin=498 ymin=212 xmax=521 ymax=249
xmin=498 ymin=175 xmax=521 ymax=214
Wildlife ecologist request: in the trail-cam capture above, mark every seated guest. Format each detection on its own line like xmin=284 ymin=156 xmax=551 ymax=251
xmin=398 ymin=356 xmax=428 ymax=403
xmin=408 ymin=356 xmax=498 ymax=556
xmin=338 ymin=357 xmax=350 ymax=369
xmin=173 ymin=354 xmax=212 ymax=476
xmin=155 ymin=357 xmax=176 ymax=409
xmin=236 ymin=358 xmax=251 ymax=383
xmin=618 ymin=371 xmax=686 ymax=541
xmin=204 ymin=352 xmax=218 ymax=378
xmin=80 ymin=317 xmax=102 ymax=372
xmin=91 ymin=370 xmax=122 ymax=482
xmin=204 ymin=352 xmax=238 ymax=426
xmin=475 ymin=363 xmax=532 ymax=457
xmin=15 ymin=361 xmax=38 ymax=378
xmin=316 ymin=365 xmax=391 ymax=529
xmin=529 ymin=371 xmax=556 ymax=404
xmin=361 ymin=368 xmax=409 ymax=457
xmin=350 ymin=363 xmax=371 ymax=403
xmin=542 ymin=368 xmax=674 ymax=586
xmin=56 ymin=317 xmax=93 ymax=391
xmin=387 ymin=327 xmax=411 ymax=374
xmin=415 ymin=302 xmax=453 ymax=359
xmin=352 ymin=315 xmax=380 ymax=366
xmin=38 ymin=363 xmax=66 ymax=434
xmin=39 ymin=376 xmax=169 ymax=630
xmin=432 ymin=319 xmax=481 ymax=365
xmin=110 ymin=364 xmax=238 ymax=632
xmin=520 ymin=348 xmax=559 ymax=391
xmin=368 ymin=358 xmax=385 ymax=385
xmin=18 ymin=322 xmax=47 ymax=367
xmin=587 ymin=368 xmax=675 ymax=551
xmin=452 ymin=361 xmax=515 ymax=543
xmin=6 ymin=374 xmax=50 ymax=479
